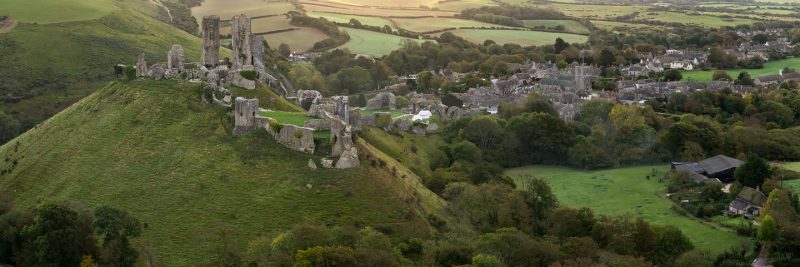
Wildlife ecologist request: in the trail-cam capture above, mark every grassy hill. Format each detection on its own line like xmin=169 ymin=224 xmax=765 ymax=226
xmin=0 ymin=0 xmax=222 ymax=132
xmin=0 ymin=80 xmax=441 ymax=266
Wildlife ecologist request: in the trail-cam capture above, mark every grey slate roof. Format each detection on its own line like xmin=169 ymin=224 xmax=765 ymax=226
xmin=730 ymin=198 xmax=750 ymax=211
xmin=698 ymin=155 xmax=744 ymax=176
xmin=737 ymin=186 xmax=767 ymax=207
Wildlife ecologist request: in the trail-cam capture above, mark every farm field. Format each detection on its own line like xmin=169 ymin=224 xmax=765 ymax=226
xmin=392 ymin=17 xmax=508 ymax=32
xmin=635 ymin=12 xmax=756 ymax=28
xmin=323 ymin=0 xmax=439 ymax=7
xmin=300 ymin=0 xmax=457 ymax=17
xmin=341 ymin=28 xmax=428 ymax=56
xmin=591 ymin=20 xmax=662 ymax=31
xmin=786 ymin=179 xmax=800 ymax=194
xmin=522 ymin=19 xmax=591 ymax=34
xmin=682 ymin=57 xmax=800 ymax=82
xmin=0 ymin=0 xmax=119 ymax=23
xmin=221 ymin=15 xmax=293 ymax=35
xmin=260 ymin=27 xmax=330 ymax=52
xmin=505 ymin=165 xmax=750 ymax=255
xmin=547 ymin=3 xmax=646 ymax=19
xmin=447 ymin=29 xmax=588 ymax=46
xmin=191 ymin=0 xmax=296 ymax=21
xmin=436 ymin=0 xmax=499 ymax=11
xmin=307 ymin=11 xmax=395 ymax=28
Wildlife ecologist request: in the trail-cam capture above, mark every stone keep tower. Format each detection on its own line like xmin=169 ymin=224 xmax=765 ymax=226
xmin=167 ymin=44 xmax=184 ymax=70
xmin=231 ymin=14 xmax=253 ymax=68
xmin=201 ymin=15 xmax=220 ymax=66
xmin=233 ymin=97 xmax=259 ymax=136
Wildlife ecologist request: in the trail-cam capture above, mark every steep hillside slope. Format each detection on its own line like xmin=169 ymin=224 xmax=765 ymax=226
xmin=0 ymin=80 xmax=436 ymax=266
xmin=0 ymin=1 xmax=220 ymax=131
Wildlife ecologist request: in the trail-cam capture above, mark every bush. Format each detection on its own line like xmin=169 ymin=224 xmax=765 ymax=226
xmin=239 ymin=70 xmax=258 ymax=81
xmin=375 ymin=113 xmax=392 ymax=129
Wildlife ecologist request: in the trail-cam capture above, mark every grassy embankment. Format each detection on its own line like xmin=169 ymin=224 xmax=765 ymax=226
xmin=505 ymin=165 xmax=750 ymax=255
xmin=0 ymin=80 xmax=441 ymax=266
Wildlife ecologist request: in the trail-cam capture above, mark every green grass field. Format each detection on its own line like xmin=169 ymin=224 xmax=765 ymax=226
xmin=0 ymin=80 xmax=437 ymax=266
xmin=392 ymin=17 xmax=510 ymax=32
xmin=591 ymin=20 xmax=663 ymax=31
xmin=505 ymin=165 xmax=749 ymax=255
xmin=260 ymin=27 xmax=330 ymax=52
xmin=682 ymin=57 xmax=800 ymax=82
xmin=786 ymin=179 xmax=800 ymax=194
xmin=340 ymin=28 xmax=428 ymax=56
xmin=258 ymin=111 xmax=311 ymax=126
xmin=191 ymin=0 xmax=297 ymax=20
xmin=0 ymin=0 xmax=119 ymax=23
xmin=307 ymin=11 xmax=395 ymax=28
xmin=522 ymin=20 xmax=591 ymax=34
xmin=636 ymin=12 xmax=756 ymax=28
xmin=447 ymin=29 xmax=588 ymax=46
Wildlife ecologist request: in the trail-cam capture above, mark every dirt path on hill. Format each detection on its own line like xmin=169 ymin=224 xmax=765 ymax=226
xmin=0 ymin=17 xmax=18 ymax=33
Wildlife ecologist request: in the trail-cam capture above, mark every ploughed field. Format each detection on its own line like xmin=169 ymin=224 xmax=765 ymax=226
xmin=505 ymin=165 xmax=750 ymax=255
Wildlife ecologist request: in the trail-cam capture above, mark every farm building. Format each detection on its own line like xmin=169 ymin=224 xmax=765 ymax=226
xmin=671 ymin=155 xmax=744 ymax=183
xmin=728 ymin=186 xmax=767 ymax=219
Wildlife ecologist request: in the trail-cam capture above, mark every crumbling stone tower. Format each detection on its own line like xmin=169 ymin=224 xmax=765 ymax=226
xmin=233 ymin=97 xmax=259 ymax=136
xmin=202 ymin=15 xmax=220 ymax=66
xmin=231 ymin=14 xmax=253 ymax=68
xmin=136 ymin=53 xmax=148 ymax=77
xmin=167 ymin=44 xmax=185 ymax=71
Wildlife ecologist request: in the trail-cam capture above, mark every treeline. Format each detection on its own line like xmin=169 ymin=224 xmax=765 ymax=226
xmin=288 ymin=12 xmax=350 ymax=51
xmin=0 ymin=202 xmax=145 ymax=267
xmin=459 ymin=6 xmax=566 ymax=27
xmin=284 ymin=49 xmax=394 ymax=95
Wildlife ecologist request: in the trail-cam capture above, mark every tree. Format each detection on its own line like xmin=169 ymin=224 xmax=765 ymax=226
xmin=451 ymin=141 xmax=482 ymax=163
xmin=520 ymin=176 xmax=558 ymax=219
xmin=653 ymin=225 xmax=694 ymax=264
xmin=758 ymin=215 xmax=777 ymax=243
xmin=20 ymin=204 xmax=98 ymax=267
xmin=294 ymin=246 xmax=357 ymax=267
xmin=664 ymin=69 xmax=683 ymax=81
xmin=554 ymin=37 xmax=569 ymax=54
xmin=278 ymin=43 xmax=291 ymax=57
xmin=472 ymin=254 xmax=504 ymax=267
xmin=736 ymin=71 xmax=754 ymax=86
xmin=507 ymin=112 xmax=575 ymax=164
xmin=442 ymin=93 xmax=463 ymax=107
xmin=734 ymin=154 xmax=772 ymax=188
xmin=712 ymin=70 xmax=733 ymax=81
xmin=598 ymin=48 xmax=616 ymax=67
xmin=0 ymin=111 xmax=22 ymax=145
xmin=93 ymin=206 xmax=142 ymax=267
xmin=395 ymin=96 xmax=409 ymax=109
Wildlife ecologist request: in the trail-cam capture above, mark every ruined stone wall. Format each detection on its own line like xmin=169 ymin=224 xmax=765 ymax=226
xmin=231 ymin=15 xmax=253 ymax=68
xmin=136 ymin=53 xmax=148 ymax=77
xmin=233 ymin=97 xmax=259 ymax=136
xmin=167 ymin=45 xmax=184 ymax=71
xmin=202 ymin=16 xmax=220 ymax=66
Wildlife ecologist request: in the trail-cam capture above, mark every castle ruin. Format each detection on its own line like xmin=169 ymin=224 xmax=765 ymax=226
xmin=201 ymin=16 xmax=220 ymax=66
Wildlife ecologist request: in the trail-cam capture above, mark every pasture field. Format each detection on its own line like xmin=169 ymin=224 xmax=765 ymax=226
xmin=682 ymin=57 xmax=800 ymax=83
xmin=341 ymin=28 xmax=428 ymax=56
xmin=447 ymin=29 xmax=588 ymax=46
xmin=547 ymin=3 xmax=647 ymax=19
xmin=307 ymin=11 xmax=395 ymax=28
xmin=590 ymin=20 xmax=662 ymax=31
xmin=258 ymin=111 xmax=311 ymax=126
xmin=635 ymin=12 xmax=756 ymax=28
xmin=191 ymin=0 xmax=296 ymax=21
xmin=260 ymin=27 xmax=330 ymax=52
xmin=780 ymin=162 xmax=800 ymax=172
xmin=505 ymin=165 xmax=750 ymax=255
xmin=522 ymin=19 xmax=591 ymax=34
xmin=221 ymin=15 xmax=293 ymax=35
xmin=393 ymin=17 xmax=509 ymax=32
xmin=0 ymin=0 xmax=119 ymax=24
xmin=436 ymin=0 xmax=499 ymax=11
xmin=300 ymin=0 xmax=457 ymax=17
xmin=786 ymin=179 xmax=800 ymax=194
xmin=0 ymin=80 xmax=439 ymax=266
xmin=323 ymin=0 xmax=439 ymax=7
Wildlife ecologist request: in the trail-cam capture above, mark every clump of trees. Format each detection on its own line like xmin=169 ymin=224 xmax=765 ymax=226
xmin=288 ymin=12 xmax=350 ymax=51
xmin=0 ymin=202 xmax=142 ymax=267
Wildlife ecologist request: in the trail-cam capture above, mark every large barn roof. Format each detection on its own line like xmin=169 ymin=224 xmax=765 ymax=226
xmin=699 ymin=155 xmax=744 ymax=176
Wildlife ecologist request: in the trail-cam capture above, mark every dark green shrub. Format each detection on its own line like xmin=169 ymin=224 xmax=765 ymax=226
xmin=239 ymin=70 xmax=258 ymax=81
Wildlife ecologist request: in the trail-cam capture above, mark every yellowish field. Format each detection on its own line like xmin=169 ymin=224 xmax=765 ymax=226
xmin=591 ymin=20 xmax=662 ymax=31
xmin=547 ymin=3 xmax=646 ymax=19
xmin=322 ymin=0 xmax=439 ymax=7
xmin=220 ymin=15 xmax=293 ymax=35
xmin=393 ymin=17 xmax=510 ymax=32
xmin=447 ymin=29 xmax=588 ymax=46
xmin=191 ymin=0 xmax=296 ymax=22
xmin=436 ymin=0 xmax=499 ymax=11
xmin=260 ymin=27 xmax=329 ymax=52
xmin=636 ymin=12 xmax=757 ymax=28
xmin=301 ymin=0 xmax=457 ymax=17
xmin=307 ymin=11 xmax=395 ymax=28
